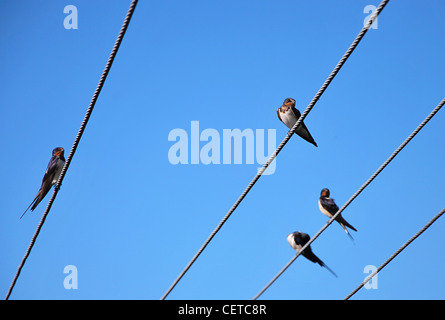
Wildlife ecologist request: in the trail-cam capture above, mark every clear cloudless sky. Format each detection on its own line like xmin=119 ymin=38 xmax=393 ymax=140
xmin=1 ymin=0 xmax=444 ymax=300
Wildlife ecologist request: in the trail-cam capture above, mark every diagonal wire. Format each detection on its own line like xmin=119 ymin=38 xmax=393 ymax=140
xmin=161 ymin=0 xmax=390 ymax=300
xmin=345 ymin=207 xmax=445 ymax=300
xmin=4 ymin=0 xmax=139 ymax=300
xmin=253 ymin=97 xmax=445 ymax=300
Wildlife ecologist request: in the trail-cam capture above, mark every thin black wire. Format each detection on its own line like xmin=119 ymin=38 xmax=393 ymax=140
xmin=161 ymin=0 xmax=390 ymax=300
xmin=253 ymin=97 xmax=445 ymax=300
xmin=345 ymin=207 xmax=445 ymax=300
xmin=4 ymin=0 xmax=138 ymax=300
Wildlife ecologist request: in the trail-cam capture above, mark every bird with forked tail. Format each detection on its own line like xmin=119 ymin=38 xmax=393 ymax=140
xmin=287 ymin=231 xmax=337 ymax=277
xmin=318 ymin=188 xmax=357 ymax=242
xmin=21 ymin=147 xmax=65 ymax=219
xmin=276 ymin=98 xmax=318 ymax=147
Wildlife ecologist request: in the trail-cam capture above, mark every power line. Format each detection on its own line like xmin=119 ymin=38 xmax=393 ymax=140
xmin=345 ymin=207 xmax=445 ymax=300
xmin=4 ymin=0 xmax=139 ymax=300
xmin=253 ymin=97 xmax=445 ymax=300
xmin=161 ymin=0 xmax=390 ymax=300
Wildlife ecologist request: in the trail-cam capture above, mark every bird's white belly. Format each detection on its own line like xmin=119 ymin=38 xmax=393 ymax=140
xmin=280 ymin=109 xmax=297 ymax=129
xmin=287 ymin=234 xmax=302 ymax=252
xmin=318 ymin=199 xmax=333 ymax=218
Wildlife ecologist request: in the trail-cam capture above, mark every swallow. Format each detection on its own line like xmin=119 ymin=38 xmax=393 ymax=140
xmin=287 ymin=231 xmax=337 ymax=277
xmin=21 ymin=147 xmax=65 ymax=219
xmin=318 ymin=188 xmax=357 ymax=241
xmin=277 ymin=98 xmax=318 ymax=147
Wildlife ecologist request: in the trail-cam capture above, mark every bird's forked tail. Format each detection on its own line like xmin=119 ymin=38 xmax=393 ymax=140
xmin=20 ymin=195 xmax=40 ymax=219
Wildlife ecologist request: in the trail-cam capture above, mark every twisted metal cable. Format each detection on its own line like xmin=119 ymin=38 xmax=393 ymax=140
xmin=5 ymin=0 xmax=139 ymax=300
xmin=161 ymin=0 xmax=390 ymax=300
xmin=253 ymin=97 xmax=445 ymax=300
xmin=345 ymin=207 xmax=445 ymax=300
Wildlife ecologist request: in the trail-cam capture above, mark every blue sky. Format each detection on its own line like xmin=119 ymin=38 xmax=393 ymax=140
xmin=1 ymin=0 xmax=444 ymax=300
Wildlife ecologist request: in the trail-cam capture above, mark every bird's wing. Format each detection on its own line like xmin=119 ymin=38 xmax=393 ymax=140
xmin=303 ymin=248 xmax=338 ymax=277
xmin=41 ymin=156 xmax=59 ymax=184
xmin=290 ymin=105 xmax=302 ymax=118
xmin=296 ymin=233 xmax=316 ymax=261
xmin=21 ymin=156 xmax=60 ymax=218
xmin=276 ymin=108 xmax=283 ymax=123
xmin=337 ymin=214 xmax=357 ymax=232
xmin=31 ymin=156 xmax=59 ymax=210
xmin=320 ymin=197 xmax=339 ymax=215
xmin=298 ymin=232 xmax=310 ymax=245
xmin=290 ymin=106 xmax=318 ymax=147
xmin=302 ymin=247 xmax=321 ymax=264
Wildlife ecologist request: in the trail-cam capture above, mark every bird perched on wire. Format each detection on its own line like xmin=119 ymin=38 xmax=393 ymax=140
xmin=276 ymin=97 xmax=318 ymax=147
xmin=318 ymin=188 xmax=357 ymax=242
xmin=287 ymin=231 xmax=337 ymax=277
xmin=21 ymin=147 xmax=65 ymax=219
